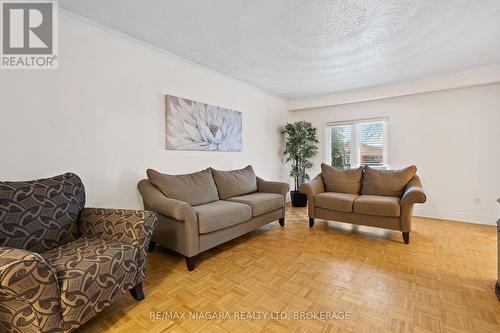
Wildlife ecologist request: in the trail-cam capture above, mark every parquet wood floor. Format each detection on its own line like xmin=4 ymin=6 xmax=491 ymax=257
xmin=78 ymin=206 xmax=499 ymax=333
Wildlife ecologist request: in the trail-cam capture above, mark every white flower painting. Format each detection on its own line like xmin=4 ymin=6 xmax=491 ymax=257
xmin=166 ymin=96 xmax=242 ymax=151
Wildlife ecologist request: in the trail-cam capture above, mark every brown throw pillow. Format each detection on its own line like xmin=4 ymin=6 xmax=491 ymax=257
xmin=361 ymin=165 xmax=417 ymax=197
xmin=321 ymin=163 xmax=363 ymax=194
xmin=146 ymin=168 xmax=219 ymax=206
xmin=211 ymin=165 xmax=258 ymax=199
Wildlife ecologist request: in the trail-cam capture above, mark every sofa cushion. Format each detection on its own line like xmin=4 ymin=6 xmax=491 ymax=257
xmin=353 ymin=195 xmax=401 ymax=217
xmin=42 ymin=237 xmax=138 ymax=331
xmin=211 ymin=165 xmax=258 ymax=199
xmin=146 ymin=168 xmax=219 ymax=206
xmin=361 ymin=165 xmax=417 ymax=197
xmin=314 ymin=192 xmax=359 ymax=212
xmin=321 ymin=163 xmax=363 ymax=194
xmin=194 ymin=200 xmax=252 ymax=234
xmin=227 ymin=192 xmax=284 ymax=217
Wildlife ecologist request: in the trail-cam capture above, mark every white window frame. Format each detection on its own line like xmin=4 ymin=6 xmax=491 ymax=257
xmin=324 ymin=117 xmax=389 ymax=169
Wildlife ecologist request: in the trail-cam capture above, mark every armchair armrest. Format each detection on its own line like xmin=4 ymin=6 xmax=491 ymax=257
xmin=256 ymin=177 xmax=290 ymax=196
xmin=299 ymin=174 xmax=325 ymax=217
xmin=79 ymin=208 xmax=158 ymax=283
xmin=0 ymin=247 xmax=62 ymax=333
xmin=138 ymin=179 xmax=196 ymax=221
xmin=79 ymin=208 xmax=157 ymax=248
xmin=400 ymin=175 xmax=427 ymax=232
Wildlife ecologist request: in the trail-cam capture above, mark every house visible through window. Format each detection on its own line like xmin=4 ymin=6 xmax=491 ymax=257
xmin=326 ymin=118 xmax=387 ymax=169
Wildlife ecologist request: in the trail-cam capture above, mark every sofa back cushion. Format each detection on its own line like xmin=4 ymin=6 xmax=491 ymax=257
xmin=0 ymin=173 xmax=85 ymax=253
xmin=321 ymin=163 xmax=363 ymax=194
xmin=361 ymin=165 xmax=417 ymax=197
xmin=211 ymin=165 xmax=258 ymax=199
xmin=147 ymin=168 xmax=219 ymax=206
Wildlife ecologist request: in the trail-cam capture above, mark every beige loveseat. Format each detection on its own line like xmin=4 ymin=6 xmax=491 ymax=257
xmin=138 ymin=166 xmax=289 ymax=270
xmin=301 ymin=164 xmax=426 ymax=244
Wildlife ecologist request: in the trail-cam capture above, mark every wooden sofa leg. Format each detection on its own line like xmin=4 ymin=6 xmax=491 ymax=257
xmin=130 ymin=281 xmax=144 ymax=301
xmin=185 ymin=256 xmax=196 ymax=271
xmin=402 ymin=232 xmax=410 ymax=244
xmin=309 ymin=218 xmax=315 ymax=228
xmin=279 ymin=217 xmax=285 ymax=227
xmin=148 ymin=240 xmax=156 ymax=252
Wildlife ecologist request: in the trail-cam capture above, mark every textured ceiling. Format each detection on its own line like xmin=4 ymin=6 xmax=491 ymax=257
xmin=60 ymin=0 xmax=500 ymax=99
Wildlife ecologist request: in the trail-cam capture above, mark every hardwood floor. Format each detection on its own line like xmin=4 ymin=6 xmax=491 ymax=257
xmin=78 ymin=206 xmax=499 ymax=333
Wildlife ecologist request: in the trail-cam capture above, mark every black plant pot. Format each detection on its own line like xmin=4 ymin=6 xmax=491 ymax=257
xmin=290 ymin=190 xmax=308 ymax=207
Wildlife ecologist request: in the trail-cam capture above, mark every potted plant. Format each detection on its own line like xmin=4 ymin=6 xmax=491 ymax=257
xmin=282 ymin=121 xmax=319 ymax=207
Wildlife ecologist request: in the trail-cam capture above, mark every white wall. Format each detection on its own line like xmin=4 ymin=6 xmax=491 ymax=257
xmin=1 ymin=14 xmax=498 ymax=226
xmin=290 ymin=84 xmax=500 ymax=225
xmin=0 ymin=17 xmax=288 ymax=209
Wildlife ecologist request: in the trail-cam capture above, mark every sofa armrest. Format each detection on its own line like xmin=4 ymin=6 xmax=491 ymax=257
xmin=256 ymin=177 xmax=290 ymax=196
xmin=0 ymin=247 xmax=62 ymax=333
xmin=400 ymin=175 xmax=427 ymax=232
xmin=299 ymin=174 xmax=325 ymax=218
xmin=138 ymin=179 xmax=195 ymax=221
xmin=402 ymin=175 xmax=426 ymax=204
xmin=299 ymin=174 xmax=325 ymax=196
xmin=137 ymin=179 xmax=199 ymax=257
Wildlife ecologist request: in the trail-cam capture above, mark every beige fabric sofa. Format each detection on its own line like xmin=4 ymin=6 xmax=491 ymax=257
xmin=138 ymin=166 xmax=289 ymax=270
xmin=301 ymin=164 xmax=426 ymax=244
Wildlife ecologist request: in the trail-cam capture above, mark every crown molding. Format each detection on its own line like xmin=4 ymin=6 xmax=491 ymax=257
xmin=288 ymin=64 xmax=500 ymax=111
xmin=58 ymin=8 xmax=285 ymax=102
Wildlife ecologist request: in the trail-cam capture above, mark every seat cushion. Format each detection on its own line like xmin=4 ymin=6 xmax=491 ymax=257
xmin=146 ymin=168 xmax=219 ymax=206
xmin=194 ymin=200 xmax=252 ymax=234
xmin=353 ymin=195 xmax=401 ymax=217
xmin=211 ymin=165 xmax=258 ymax=199
xmin=361 ymin=165 xmax=417 ymax=197
xmin=227 ymin=192 xmax=284 ymax=217
xmin=314 ymin=192 xmax=358 ymax=212
xmin=321 ymin=163 xmax=363 ymax=194
xmin=42 ymin=237 xmax=138 ymax=331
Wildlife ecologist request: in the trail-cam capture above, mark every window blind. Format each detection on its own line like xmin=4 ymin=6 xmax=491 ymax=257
xmin=327 ymin=118 xmax=387 ymax=169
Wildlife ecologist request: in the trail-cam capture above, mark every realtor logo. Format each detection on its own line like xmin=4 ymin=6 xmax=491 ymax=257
xmin=1 ymin=0 xmax=58 ymax=69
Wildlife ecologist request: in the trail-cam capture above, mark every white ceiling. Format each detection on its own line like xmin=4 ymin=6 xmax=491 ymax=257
xmin=60 ymin=0 xmax=500 ymax=99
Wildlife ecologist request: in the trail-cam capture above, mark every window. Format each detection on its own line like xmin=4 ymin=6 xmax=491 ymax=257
xmin=325 ymin=118 xmax=387 ymax=169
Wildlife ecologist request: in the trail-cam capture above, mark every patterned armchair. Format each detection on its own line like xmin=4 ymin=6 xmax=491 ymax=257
xmin=0 ymin=173 xmax=157 ymax=333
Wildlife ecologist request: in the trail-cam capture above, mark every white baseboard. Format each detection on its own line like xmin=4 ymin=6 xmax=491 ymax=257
xmin=414 ymin=208 xmax=497 ymax=226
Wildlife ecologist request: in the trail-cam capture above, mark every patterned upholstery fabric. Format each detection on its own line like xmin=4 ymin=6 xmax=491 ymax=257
xmin=79 ymin=208 xmax=157 ymax=284
xmin=0 ymin=247 xmax=62 ymax=333
xmin=0 ymin=173 xmax=85 ymax=253
xmin=0 ymin=174 xmax=158 ymax=333
xmin=42 ymin=238 xmax=138 ymax=332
